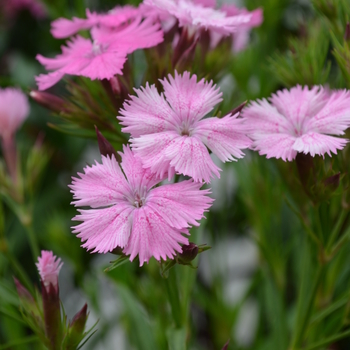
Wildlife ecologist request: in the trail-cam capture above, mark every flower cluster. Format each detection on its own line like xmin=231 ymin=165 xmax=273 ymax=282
xmin=63 ymin=2 xmax=350 ymax=267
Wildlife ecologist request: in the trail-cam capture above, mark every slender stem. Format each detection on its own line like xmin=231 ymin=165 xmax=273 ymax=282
xmin=291 ymin=262 xmax=326 ymax=349
xmin=329 ymin=224 xmax=350 ymax=258
xmin=302 ymin=328 xmax=350 ymax=350
xmin=1 ymin=134 xmax=18 ymax=184
xmin=23 ymin=221 xmax=40 ymax=262
xmin=326 ymin=209 xmax=348 ymax=252
xmin=164 ymin=268 xmax=182 ymax=328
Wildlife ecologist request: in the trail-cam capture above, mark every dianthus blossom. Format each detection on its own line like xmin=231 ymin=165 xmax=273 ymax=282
xmin=70 ymin=146 xmax=213 ymax=266
xmin=241 ymin=85 xmax=350 ymax=161
xmin=36 ymin=16 xmax=163 ymax=90
xmin=143 ymin=0 xmax=254 ymax=35
xmin=0 ymin=87 xmax=29 ymax=139
xmin=118 ymin=71 xmax=251 ymax=183
xmin=36 ymin=251 xmax=63 ymax=292
xmin=50 ymin=6 xmax=139 ymax=38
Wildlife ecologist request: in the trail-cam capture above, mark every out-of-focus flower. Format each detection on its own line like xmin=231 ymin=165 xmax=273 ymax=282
xmin=0 ymin=87 xmax=29 ymax=139
xmin=241 ymin=86 xmax=350 ymax=161
xmin=143 ymin=0 xmax=254 ymax=35
xmin=51 ymin=6 xmax=139 ymax=39
xmin=119 ymin=71 xmax=251 ymax=183
xmin=36 ymin=250 xmax=63 ymax=292
xmin=70 ymin=145 xmax=213 ymax=266
xmin=36 ymin=17 xmax=163 ymax=90
xmin=217 ymin=4 xmax=263 ymax=52
xmin=1 ymin=0 xmax=47 ymax=20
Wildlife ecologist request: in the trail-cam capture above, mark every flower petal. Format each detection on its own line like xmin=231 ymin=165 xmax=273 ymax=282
xmin=70 ymin=155 xmax=129 ymax=208
xmin=123 ymin=207 xmax=188 ymax=266
xmin=119 ymin=83 xmax=178 ymax=137
xmin=147 ymin=180 xmax=213 ymax=229
xmin=161 ymin=71 xmax=222 ymax=124
xmin=253 ymin=133 xmax=297 ymax=161
xmin=165 ymin=135 xmax=221 ymax=183
xmin=292 ymin=132 xmax=348 ymax=157
xmin=72 ymin=204 xmax=134 ymax=253
xmin=195 ymin=113 xmax=251 ymax=162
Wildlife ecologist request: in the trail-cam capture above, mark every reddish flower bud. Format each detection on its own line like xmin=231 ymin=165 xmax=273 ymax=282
xmin=30 ymin=90 xmax=67 ymax=114
xmin=178 ymin=242 xmax=199 ymax=263
xmin=95 ymin=126 xmax=121 ymax=162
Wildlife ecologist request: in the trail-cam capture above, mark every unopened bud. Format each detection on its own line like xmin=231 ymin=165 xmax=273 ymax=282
xmin=14 ymin=277 xmax=34 ymax=304
xmin=95 ymin=126 xmax=121 ymax=162
xmin=30 ymin=90 xmax=67 ymax=114
xmin=229 ymin=101 xmax=247 ymax=116
xmin=178 ymin=243 xmax=198 ymax=263
xmin=66 ymin=304 xmax=88 ymax=348
xmin=109 ymin=76 xmax=122 ymax=95
xmin=345 ymin=23 xmax=350 ymax=42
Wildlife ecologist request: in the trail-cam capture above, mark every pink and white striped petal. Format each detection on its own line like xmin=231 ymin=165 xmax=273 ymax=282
xmin=119 ymin=84 xmax=178 ymax=137
xmin=70 ymin=155 xmax=129 ymax=208
xmin=73 ymin=204 xmax=134 ymax=253
xmin=165 ymin=135 xmax=221 ymax=182
xmin=195 ymin=113 xmax=252 ymax=162
xmin=147 ymin=180 xmax=213 ymax=229
xmin=253 ymin=133 xmax=298 ymax=161
xmin=161 ymin=71 xmax=222 ymax=124
xmin=123 ymin=207 xmax=189 ymax=265
xmin=304 ymin=90 xmax=350 ymax=135
xmin=292 ymin=132 xmax=348 ymax=157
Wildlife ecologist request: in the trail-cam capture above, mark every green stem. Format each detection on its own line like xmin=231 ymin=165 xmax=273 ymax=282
xmin=329 ymin=225 xmax=350 ymax=258
xmin=164 ymin=269 xmax=182 ymax=328
xmin=302 ymin=328 xmax=350 ymax=350
xmin=291 ymin=262 xmax=326 ymax=349
xmin=22 ymin=221 xmax=40 ymax=262
xmin=326 ymin=209 xmax=348 ymax=252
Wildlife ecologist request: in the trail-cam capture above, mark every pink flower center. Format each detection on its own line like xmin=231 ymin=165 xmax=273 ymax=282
xmin=179 ymin=121 xmax=194 ymax=137
xmin=127 ymin=186 xmax=148 ymax=208
xmin=86 ymin=41 xmax=109 ymax=58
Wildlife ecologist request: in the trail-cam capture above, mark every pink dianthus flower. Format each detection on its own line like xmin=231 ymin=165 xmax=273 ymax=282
xmin=36 ymin=17 xmax=163 ymax=90
xmin=118 ymin=71 xmax=251 ymax=183
xmin=70 ymin=146 xmax=213 ymax=266
xmin=241 ymin=85 xmax=350 ymax=161
xmin=50 ymin=6 xmax=139 ymax=39
xmin=36 ymin=251 xmax=63 ymax=292
xmin=143 ymin=0 xmax=254 ymax=35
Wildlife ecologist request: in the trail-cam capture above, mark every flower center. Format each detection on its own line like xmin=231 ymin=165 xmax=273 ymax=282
xmin=179 ymin=121 xmax=193 ymax=137
xmin=128 ymin=186 xmax=148 ymax=208
xmin=85 ymin=41 xmax=109 ymax=58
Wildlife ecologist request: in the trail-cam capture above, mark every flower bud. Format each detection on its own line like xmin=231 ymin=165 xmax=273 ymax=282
xmin=178 ymin=243 xmax=199 ymax=263
xmin=65 ymin=304 xmax=88 ymax=349
xmin=95 ymin=126 xmax=121 ymax=162
xmin=29 ymin=90 xmax=67 ymax=114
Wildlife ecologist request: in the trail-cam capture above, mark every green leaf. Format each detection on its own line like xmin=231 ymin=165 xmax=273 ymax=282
xmin=166 ymin=327 xmax=187 ymax=350
xmin=104 ymin=255 xmax=129 ymax=272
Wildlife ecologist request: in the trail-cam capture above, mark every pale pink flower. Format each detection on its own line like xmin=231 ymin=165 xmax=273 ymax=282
xmin=241 ymin=86 xmax=350 ymax=161
xmin=219 ymin=4 xmax=263 ymax=52
xmin=143 ymin=0 xmax=254 ymax=35
xmin=119 ymin=71 xmax=251 ymax=183
xmin=36 ymin=17 xmax=163 ymax=90
xmin=51 ymin=6 xmax=139 ymax=39
xmin=70 ymin=146 xmax=213 ymax=266
xmin=0 ymin=87 xmax=29 ymax=139
xmin=36 ymin=251 xmax=63 ymax=292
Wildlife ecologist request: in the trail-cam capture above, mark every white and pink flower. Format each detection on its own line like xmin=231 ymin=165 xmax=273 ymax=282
xmin=241 ymin=85 xmax=350 ymax=161
xmin=119 ymin=71 xmax=251 ymax=183
xmin=70 ymin=146 xmax=213 ymax=266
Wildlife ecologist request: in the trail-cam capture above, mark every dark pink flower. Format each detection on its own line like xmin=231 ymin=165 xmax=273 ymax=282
xmin=51 ymin=6 xmax=139 ymax=39
xmin=36 ymin=251 xmax=63 ymax=292
xmin=241 ymin=86 xmax=350 ymax=161
xmin=70 ymin=146 xmax=213 ymax=266
xmin=36 ymin=17 xmax=163 ymax=90
xmin=119 ymin=71 xmax=251 ymax=183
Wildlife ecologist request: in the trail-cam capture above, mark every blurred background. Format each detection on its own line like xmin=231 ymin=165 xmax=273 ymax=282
xmin=1 ymin=0 xmax=350 ymax=349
